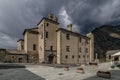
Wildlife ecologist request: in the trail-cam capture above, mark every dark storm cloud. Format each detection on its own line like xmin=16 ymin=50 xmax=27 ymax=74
xmin=0 ymin=0 xmax=120 ymax=48
xmin=0 ymin=0 xmax=46 ymax=48
xmin=64 ymin=0 xmax=120 ymax=33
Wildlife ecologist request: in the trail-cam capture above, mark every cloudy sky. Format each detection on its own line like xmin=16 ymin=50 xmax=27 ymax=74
xmin=0 ymin=0 xmax=120 ymax=49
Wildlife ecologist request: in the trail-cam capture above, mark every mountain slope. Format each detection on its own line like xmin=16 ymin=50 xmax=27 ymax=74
xmin=91 ymin=25 xmax=120 ymax=60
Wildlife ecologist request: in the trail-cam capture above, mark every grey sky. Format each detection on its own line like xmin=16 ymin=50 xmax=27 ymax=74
xmin=0 ymin=0 xmax=120 ymax=49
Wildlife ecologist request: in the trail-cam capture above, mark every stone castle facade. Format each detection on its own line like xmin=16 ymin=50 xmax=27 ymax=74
xmin=16 ymin=14 xmax=94 ymax=64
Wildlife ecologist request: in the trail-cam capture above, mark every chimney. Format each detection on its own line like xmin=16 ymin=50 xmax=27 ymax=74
xmin=67 ymin=24 xmax=72 ymax=31
xmin=48 ymin=13 xmax=58 ymax=22
xmin=53 ymin=16 xmax=58 ymax=22
xmin=48 ymin=13 xmax=54 ymax=20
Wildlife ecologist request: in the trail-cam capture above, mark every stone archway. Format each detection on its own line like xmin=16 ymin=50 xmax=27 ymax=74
xmin=48 ymin=54 xmax=55 ymax=64
xmin=18 ymin=58 xmax=22 ymax=63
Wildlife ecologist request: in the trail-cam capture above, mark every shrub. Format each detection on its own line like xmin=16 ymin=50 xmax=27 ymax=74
xmin=111 ymin=65 xmax=115 ymax=69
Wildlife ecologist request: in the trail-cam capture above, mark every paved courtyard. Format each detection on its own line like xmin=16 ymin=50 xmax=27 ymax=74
xmin=0 ymin=63 xmax=120 ymax=80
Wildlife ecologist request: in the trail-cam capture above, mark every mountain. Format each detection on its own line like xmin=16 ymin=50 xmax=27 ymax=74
xmin=91 ymin=25 xmax=120 ymax=60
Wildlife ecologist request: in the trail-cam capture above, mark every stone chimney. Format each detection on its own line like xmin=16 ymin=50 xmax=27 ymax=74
xmin=48 ymin=13 xmax=54 ymax=20
xmin=53 ymin=16 xmax=58 ymax=22
xmin=67 ymin=24 xmax=72 ymax=31
xmin=48 ymin=13 xmax=58 ymax=22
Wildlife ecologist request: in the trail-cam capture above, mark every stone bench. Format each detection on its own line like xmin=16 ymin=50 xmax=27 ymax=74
xmin=97 ymin=71 xmax=111 ymax=79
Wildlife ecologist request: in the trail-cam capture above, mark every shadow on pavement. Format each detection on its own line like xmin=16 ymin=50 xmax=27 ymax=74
xmin=0 ymin=66 xmax=46 ymax=80
xmin=84 ymin=70 xmax=120 ymax=80
xmin=0 ymin=63 xmax=26 ymax=69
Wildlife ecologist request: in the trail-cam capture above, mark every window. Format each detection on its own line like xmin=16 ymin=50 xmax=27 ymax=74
xmin=79 ymin=55 xmax=81 ymax=58
xmin=109 ymin=55 xmax=111 ymax=59
xmin=66 ymin=34 xmax=70 ymax=40
xmin=46 ymin=23 xmax=49 ymax=27
xmin=86 ymin=48 xmax=88 ymax=53
xmin=79 ymin=48 xmax=81 ymax=52
xmin=83 ymin=55 xmax=85 ymax=58
xmin=65 ymin=55 xmax=68 ymax=59
xmin=12 ymin=56 xmax=15 ymax=58
xmin=50 ymin=46 xmax=53 ymax=51
xmin=72 ymin=55 xmax=74 ymax=59
xmin=87 ymin=55 xmax=89 ymax=58
xmin=46 ymin=32 xmax=48 ymax=38
xmin=21 ymin=45 xmax=24 ymax=49
xmin=66 ymin=46 xmax=70 ymax=52
xmin=86 ymin=39 xmax=89 ymax=44
xmin=80 ymin=37 xmax=82 ymax=42
xmin=33 ymin=44 xmax=36 ymax=50
xmin=41 ymin=32 xmax=43 ymax=39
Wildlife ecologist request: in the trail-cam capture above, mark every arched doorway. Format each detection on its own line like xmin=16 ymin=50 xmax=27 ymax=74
xmin=18 ymin=58 xmax=22 ymax=63
xmin=48 ymin=54 xmax=55 ymax=64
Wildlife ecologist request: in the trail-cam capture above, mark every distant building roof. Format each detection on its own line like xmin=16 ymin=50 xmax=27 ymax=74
xmin=56 ymin=28 xmax=90 ymax=39
xmin=112 ymin=52 xmax=120 ymax=56
xmin=106 ymin=50 xmax=120 ymax=55
xmin=6 ymin=49 xmax=27 ymax=55
xmin=0 ymin=48 xmax=6 ymax=51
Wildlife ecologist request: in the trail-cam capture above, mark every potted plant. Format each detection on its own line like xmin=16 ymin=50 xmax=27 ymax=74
xmin=97 ymin=71 xmax=111 ymax=79
xmin=64 ymin=66 xmax=69 ymax=71
xmin=117 ymin=64 xmax=120 ymax=69
xmin=111 ymin=65 xmax=115 ymax=69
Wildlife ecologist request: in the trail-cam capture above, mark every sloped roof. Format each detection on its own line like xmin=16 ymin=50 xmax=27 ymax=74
xmin=17 ymin=39 xmax=24 ymax=42
xmin=112 ymin=52 xmax=120 ymax=56
xmin=37 ymin=17 xmax=59 ymax=26
xmin=23 ymin=27 xmax=39 ymax=35
xmin=106 ymin=50 xmax=120 ymax=55
xmin=6 ymin=49 xmax=27 ymax=55
xmin=56 ymin=28 xmax=90 ymax=39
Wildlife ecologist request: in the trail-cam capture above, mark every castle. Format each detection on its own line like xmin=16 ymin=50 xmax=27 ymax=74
xmin=1 ymin=14 xmax=94 ymax=64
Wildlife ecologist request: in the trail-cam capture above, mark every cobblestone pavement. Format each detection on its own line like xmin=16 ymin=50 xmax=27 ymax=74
xmin=0 ymin=63 xmax=120 ymax=80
